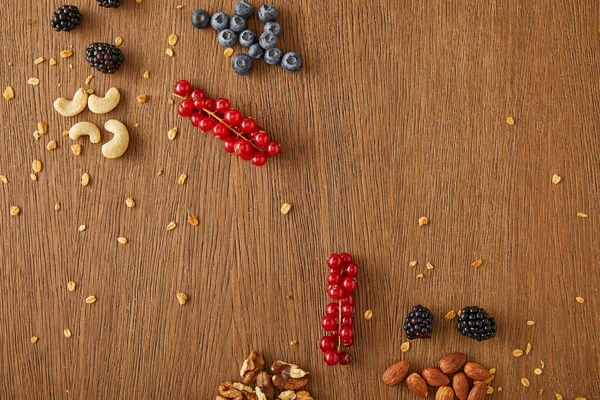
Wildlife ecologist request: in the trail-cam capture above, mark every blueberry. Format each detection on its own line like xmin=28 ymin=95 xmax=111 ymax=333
xmin=234 ymin=1 xmax=253 ymax=18
xmin=264 ymin=47 xmax=283 ymax=65
xmin=211 ymin=12 xmax=230 ymax=31
xmin=258 ymin=5 xmax=278 ymax=22
xmin=281 ymin=52 xmax=302 ymax=72
xmin=229 ymin=14 xmax=247 ymax=33
xmin=191 ymin=9 xmax=211 ymax=29
xmin=259 ymin=32 xmax=277 ymax=49
xmin=232 ymin=54 xmax=253 ymax=75
xmin=248 ymin=43 xmax=264 ymax=59
xmin=263 ymin=21 xmax=282 ymax=36
xmin=239 ymin=29 xmax=258 ymax=48
xmin=218 ymin=29 xmax=238 ymax=47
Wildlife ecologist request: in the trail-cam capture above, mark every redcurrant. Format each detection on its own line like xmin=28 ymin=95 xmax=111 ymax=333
xmin=323 ymin=350 xmax=339 ymax=366
xmin=345 ymin=262 xmax=359 ymax=277
xmin=341 ymin=337 xmax=354 ymax=347
xmin=266 ymin=140 xmax=280 ymax=156
xmin=212 ymin=123 xmax=229 ymax=138
xmin=327 ymin=272 xmax=342 ymax=285
xmin=327 ymin=254 xmax=343 ymax=269
xmin=239 ymin=151 xmax=253 ymax=161
xmin=234 ymin=139 xmax=253 ymax=157
xmin=174 ymin=80 xmax=192 ymax=97
xmin=341 ymin=316 xmax=353 ymax=326
xmin=325 ymin=302 xmax=339 ymax=317
xmin=341 ymin=294 xmax=354 ymax=305
xmin=341 ymin=276 xmax=357 ymax=292
xmin=340 ymin=252 xmax=353 ymax=263
xmin=341 ymin=304 xmax=355 ymax=316
xmin=253 ymin=131 xmax=270 ymax=147
xmin=204 ymin=99 xmax=216 ymax=112
xmin=190 ymin=112 xmax=202 ymax=127
xmin=215 ymin=98 xmax=231 ymax=113
xmin=338 ymin=352 xmax=352 ymax=365
xmin=240 ymin=117 xmax=257 ymax=133
xmin=222 ymin=137 xmax=236 ymax=153
xmin=327 ymin=285 xmax=344 ymax=300
xmin=190 ymin=89 xmax=206 ymax=100
xmin=199 ymin=117 xmax=215 ymax=132
xmin=339 ymin=326 xmax=354 ymax=341
xmin=177 ymin=99 xmax=194 ymax=117
xmin=321 ymin=316 xmax=337 ymax=331
xmin=319 ymin=335 xmax=336 ymax=352
xmin=251 ymin=153 xmax=267 ymax=167
xmin=224 ymin=109 xmax=243 ymax=126
xmin=193 ymin=98 xmax=206 ymax=110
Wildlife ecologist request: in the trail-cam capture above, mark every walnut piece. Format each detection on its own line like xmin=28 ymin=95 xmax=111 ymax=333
xmin=295 ymin=392 xmax=313 ymax=400
xmin=240 ymin=350 xmax=266 ymax=384
xmin=277 ymin=391 xmax=296 ymax=400
xmin=256 ymin=372 xmax=277 ymax=400
xmin=218 ymin=381 xmax=244 ymax=400
xmin=271 ymin=361 xmax=309 ymax=390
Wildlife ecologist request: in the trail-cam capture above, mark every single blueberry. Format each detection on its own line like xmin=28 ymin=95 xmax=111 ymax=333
xmin=211 ymin=12 xmax=230 ymax=31
xmin=263 ymin=21 xmax=282 ymax=36
xmin=232 ymin=54 xmax=253 ymax=75
xmin=264 ymin=47 xmax=283 ymax=65
xmin=239 ymin=29 xmax=258 ymax=48
xmin=259 ymin=32 xmax=277 ymax=49
xmin=234 ymin=1 xmax=253 ymax=18
xmin=229 ymin=14 xmax=247 ymax=33
xmin=191 ymin=9 xmax=211 ymax=29
xmin=258 ymin=5 xmax=278 ymax=22
xmin=218 ymin=29 xmax=238 ymax=47
xmin=281 ymin=52 xmax=302 ymax=72
xmin=248 ymin=43 xmax=264 ymax=59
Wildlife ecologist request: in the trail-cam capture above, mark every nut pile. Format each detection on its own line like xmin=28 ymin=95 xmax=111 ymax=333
xmin=383 ymin=352 xmax=494 ymax=399
xmin=217 ymin=350 xmax=313 ymax=400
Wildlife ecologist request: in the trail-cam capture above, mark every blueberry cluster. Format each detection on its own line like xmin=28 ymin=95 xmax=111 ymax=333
xmin=191 ymin=2 xmax=302 ymax=76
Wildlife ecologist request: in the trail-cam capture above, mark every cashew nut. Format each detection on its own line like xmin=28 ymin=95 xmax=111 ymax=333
xmin=87 ymin=87 xmax=120 ymax=115
xmin=53 ymin=88 xmax=88 ymax=117
xmin=102 ymin=119 xmax=129 ymax=159
xmin=68 ymin=122 xmax=101 ymax=144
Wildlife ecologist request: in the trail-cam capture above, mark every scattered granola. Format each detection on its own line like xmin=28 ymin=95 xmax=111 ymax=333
xmin=32 ymin=160 xmax=42 ymax=173
xmin=418 ymin=216 xmax=429 ymax=226
xmin=30 ymin=173 xmax=37 ymax=181
xmin=552 ymin=174 xmax=561 ymax=184
xmin=3 ymin=86 xmax=14 ymax=100
xmin=168 ymin=33 xmax=178 ymax=46
xmin=85 ymin=295 xmax=97 ymax=304
xmin=168 ymin=127 xmax=178 ymax=140
xmin=224 ymin=47 xmax=234 ymax=57
xmin=526 ymin=342 xmax=532 ymax=354
xmin=71 ymin=144 xmax=82 ymax=155
xmin=143 ymin=71 xmax=149 ymax=79
xmin=0 ymin=175 xmax=8 ymax=184
xmin=506 ymin=116 xmax=515 ymax=125
xmin=67 ymin=281 xmax=76 ymax=291
xmin=49 ymin=58 xmax=57 ymax=66
xmin=400 ymin=342 xmax=410 ymax=352
xmin=60 ymin=49 xmax=73 ymax=58
xmin=167 ymin=221 xmax=177 ymax=231
xmin=513 ymin=349 xmax=523 ymax=357
xmin=78 ymin=224 xmax=87 ymax=232
xmin=188 ymin=215 xmax=199 ymax=226
xmin=63 ymin=329 xmax=72 ymax=338
xmin=364 ymin=309 xmax=373 ymax=320
xmin=576 ymin=212 xmax=588 ymax=218
xmin=81 ymin=173 xmax=90 ymax=186
xmin=136 ymin=94 xmax=147 ymax=103
xmin=527 ymin=320 xmax=536 ymax=326
xmin=115 ymin=37 xmax=123 ymax=47
xmin=575 ymin=296 xmax=585 ymax=304
xmin=177 ymin=173 xmax=187 ymax=185
xmin=471 ymin=259 xmax=483 ymax=268
xmin=46 ymin=140 xmax=57 ymax=150
xmin=28 ymin=77 xmax=40 ymax=85
xmin=10 ymin=206 xmax=21 ymax=216
xmin=281 ymin=203 xmax=292 ymax=214
xmin=521 ymin=377 xmax=530 ymax=387
xmin=30 ymin=336 xmax=38 ymax=344
xmin=117 ymin=237 xmax=128 ymax=244
xmin=534 ymin=368 xmax=542 ymax=375
xmin=445 ymin=311 xmax=456 ymax=319
xmin=126 ymin=198 xmax=135 ymax=208
xmin=409 ymin=260 xmax=417 ymax=267
xmin=426 ymin=262 xmax=434 ymax=270
xmin=177 ymin=292 xmax=188 ymax=305
xmin=34 ymin=57 xmax=45 ymax=65
xmin=165 ymin=48 xmax=174 ymax=57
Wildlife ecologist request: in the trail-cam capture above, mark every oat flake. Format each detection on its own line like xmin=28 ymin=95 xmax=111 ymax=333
xmin=47 ymin=140 xmax=57 ymax=150
xmin=400 ymin=342 xmax=410 ymax=352
xmin=3 ymin=86 xmax=14 ymax=100
xmin=177 ymin=292 xmax=188 ymax=305
xmin=165 ymin=48 xmax=174 ymax=57
xmin=30 ymin=336 xmax=38 ymax=344
xmin=115 ymin=37 xmax=123 ymax=47
xmin=555 ymin=396 xmax=563 ymax=400
xmin=526 ymin=342 xmax=532 ymax=354
xmin=281 ymin=203 xmax=292 ymax=214
xmin=552 ymin=174 xmax=561 ymax=184
xmin=418 ymin=216 xmax=429 ymax=226
xmin=30 ymin=173 xmax=37 ymax=181
xmin=471 ymin=259 xmax=483 ymax=268
xmin=10 ymin=206 xmax=20 ymax=216
xmin=445 ymin=311 xmax=456 ymax=319
xmin=167 ymin=221 xmax=177 ymax=231
xmin=117 ymin=237 xmax=128 ymax=244
xmin=67 ymin=281 xmax=76 ymax=291
xmin=409 ymin=260 xmax=417 ymax=267
xmin=137 ymin=94 xmax=147 ymax=103
xmin=32 ymin=160 xmax=42 ymax=173
xmin=81 ymin=173 xmax=90 ymax=186
xmin=364 ymin=310 xmax=373 ymax=320
xmin=71 ymin=144 xmax=81 ymax=155
xmin=188 ymin=215 xmax=199 ymax=226
xmin=168 ymin=127 xmax=178 ymax=140
xmin=177 ymin=173 xmax=187 ymax=185
xmin=28 ymin=78 xmax=40 ymax=85
xmin=486 ymin=386 xmax=494 ymax=394
xmin=85 ymin=295 xmax=97 ymax=304
xmin=426 ymin=262 xmax=434 ymax=270
xmin=63 ymin=329 xmax=72 ymax=338
xmin=534 ymin=368 xmax=542 ymax=375
xmin=143 ymin=71 xmax=149 ymax=79
xmin=576 ymin=296 xmax=585 ymax=303
xmin=527 ymin=320 xmax=535 ymax=326
xmin=78 ymin=225 xmax=86 ymax=232
xmin=168 ymin=33 xmax=178 ymax=46
xmin=521 ymin=377 xmax=530 ymax=387
xmin=0 ymin=175 xmax=8 ymax=184
xmin=34 ymin=57 xmax=45 ymax=65
xmin=416 ymin=273 xmax=424 ymax=279
xmin=224 ymin=47 xmax=234 ymax=57
xmin=577 ymin=212 xmax=588 ymax=218
xmin=49 ymin=58 xmax=57 ymax=66
xmin=126 ymin=198 xmax=135 ymax=208
xmin=60 ymin=49 xmax=73 ymax=58
xmin=513 ymin=349 xmax=523 ymax=357
xmin=506 ymin=116 xmax=515 ymax=125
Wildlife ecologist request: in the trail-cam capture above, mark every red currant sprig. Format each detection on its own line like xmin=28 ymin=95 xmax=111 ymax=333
xmin=174 ymin=80 xmax=280 ymax=167
xmin=320 ymin=252 xmax=358 ymax=366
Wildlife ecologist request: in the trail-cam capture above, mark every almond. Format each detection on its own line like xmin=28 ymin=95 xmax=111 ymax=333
xmin=406 ymin=373 xmax=429 ymax=398
xmin=467 ymin=382 xmax=487 ymax=400
xmin=382 ymin=360 xmax=410 ymax=386
xmin=436 ymin=386 xmax=455 ymax=400
xmin=452 ymin=372 xmax=470 ymax=400
xmin=439 ymin=352 xmax=467 ymax=374
xmin=464 ymin=362 xmax=490 ymax=381
xmin=421 ymin=367 xmax=450 ymax=387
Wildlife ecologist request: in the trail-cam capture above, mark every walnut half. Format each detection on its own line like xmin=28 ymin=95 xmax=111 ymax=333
xmin=256 ymin=372 xmax=277 ymax=400
xmin=218 ymin=382 xmax=257 ymax=400
xmin=240 ymin=350 xmax=266 ymax=384
xmin=271 ymin=361 xmax=309 ymax=390
xmin=276 ymin=391 xmax=313 ymax=400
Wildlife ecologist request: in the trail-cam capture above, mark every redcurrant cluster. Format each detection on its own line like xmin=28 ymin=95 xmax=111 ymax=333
xmin=319 ymin=253 xmax=359 ymax=366
xmin=174 ymin=80 xmax=280 ymax=166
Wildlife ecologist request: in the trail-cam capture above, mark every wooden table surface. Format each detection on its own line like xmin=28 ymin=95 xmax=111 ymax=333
xmin=1 ymin=0 xmax=599 ymax=399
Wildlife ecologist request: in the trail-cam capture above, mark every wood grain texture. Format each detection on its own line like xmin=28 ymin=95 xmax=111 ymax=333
xmin=1 ymin=0 xmax=599 ymax=398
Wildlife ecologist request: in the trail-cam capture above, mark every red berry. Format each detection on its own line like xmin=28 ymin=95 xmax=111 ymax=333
xmin=341 ymin=277 xmax=357 ymax=292
xmin=324 ymin=350 xmax=339 ymax=366
xmin=177 ymin=99 xmax=194 ymax=117
xmin=338 ymin=352 xmax=352 ymax=365
xmin=212 ymin=123 xmax=229 ymax=138
xmin=339 ymin=326 xmax=354 ymax=340
xmin=199 ymin=117 xmax=215 ymax=132
xmin=330 ymin=330 xmax=339 ymax=340
xmin=174 ymin=80 xmax=192 ymax=97
xmin=341 ymin=294 xmax=354 ymax=305
xmin=224 ymin=109 xmax=243 ymax=126
xmin=325 ymin=302 xmax=339 ymax=317
xmin=327 ymin=254 xmax=343 ymax=269
xmin=215 ymin=98 xmax=231 ymax=113
xmin=239 ymin=151 xmax=253 ymax=161
xmin=341 ymin=337 xmax=354 ymax=347
xmin=190 ymin=89 xmax=205 ymax=100
xmin=340 ymin=253 xmax=353 ymax=263
xmin=327 ymin=272 xmax=342 ymax=285
xmin=234 ymin=139 xmax=253 ymax=157
xmin=204 ymin=99 xmax=216 ymax=112
xmin=240 ymin=117 xmax=257 ymax=133
xmin=190 ymin=112 xmax=202 ymax=127
xmin=266 ymin=140 xmax=280 ymax=156
xmin=345 ymin=262 xmax=359 ymax=277
xmin=253 ymin=132 xmax=269 ymax=147
xmin=341 ymin=304 xmax=355 ymax=316
xmin=222 ymin=137 xmax=236 ymax=153
xmin=251 ymin=153 xmax=267 ymax=167
xmin=341 ymin=316 xmax=353 ymax=326
xmin=327 ymin=285 xmax=344 ymax=300
xmin=193 ymin=98 xmax=206 ymax=110
xmin=321 ymin=316 xmax=337 ymax=331
xmin=319 ymin=336 xmax=336 ymax=352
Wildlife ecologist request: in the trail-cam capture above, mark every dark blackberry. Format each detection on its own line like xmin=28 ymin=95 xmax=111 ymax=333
xmin=457 ymin=306 xmax=497 ymax=341
xmin=403 ymin=305 xmax=434 ymax=339
xmin=51 ymin=5 xmax=83 ymax=32
xmin=97 ymin=0 xmax=121 ymax=8
xmin=85 ymin=43 xmax=124 ymax=74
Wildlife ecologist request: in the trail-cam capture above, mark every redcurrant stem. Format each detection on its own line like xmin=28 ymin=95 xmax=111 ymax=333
xmin=201 ymin=108 xmax=262 ymax=151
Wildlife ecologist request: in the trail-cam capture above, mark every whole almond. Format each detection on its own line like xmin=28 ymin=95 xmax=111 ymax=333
xmin=439 ymin=352 xmax=467 ymax=374
xmin=452 ymin=372 xmax=470 ymax=400
xmin=436 ymin=386 xmax=455 ymax=400
xmin=464 ymin=362 xmax=490 ymax=381
xmin=467 ymin=382 xmax=487 ymax=400
xmin=422 ymin=367 xmax=450 ymax=387
xmin=382 ymin=360 xmax=410 ymax=386
xmin=406 ymin=373 xmax=429 ymax=398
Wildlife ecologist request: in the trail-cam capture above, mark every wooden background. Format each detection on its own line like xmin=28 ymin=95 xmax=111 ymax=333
xmin=0 ymin=0 xmax=599 ymax=398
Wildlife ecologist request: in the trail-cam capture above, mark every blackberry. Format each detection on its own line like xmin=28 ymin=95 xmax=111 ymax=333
xmin=403 ymin=305 xmax=434 ymax=339
xmin=51 ymin=5 xmax=83 ymax=32
xmin=457 ymin=306 xmax=497 ymax=341
xmin=97 ymin=0 xmax=121 ymax=8
xmin=85 ymin=43 xmax=124 ymax=74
